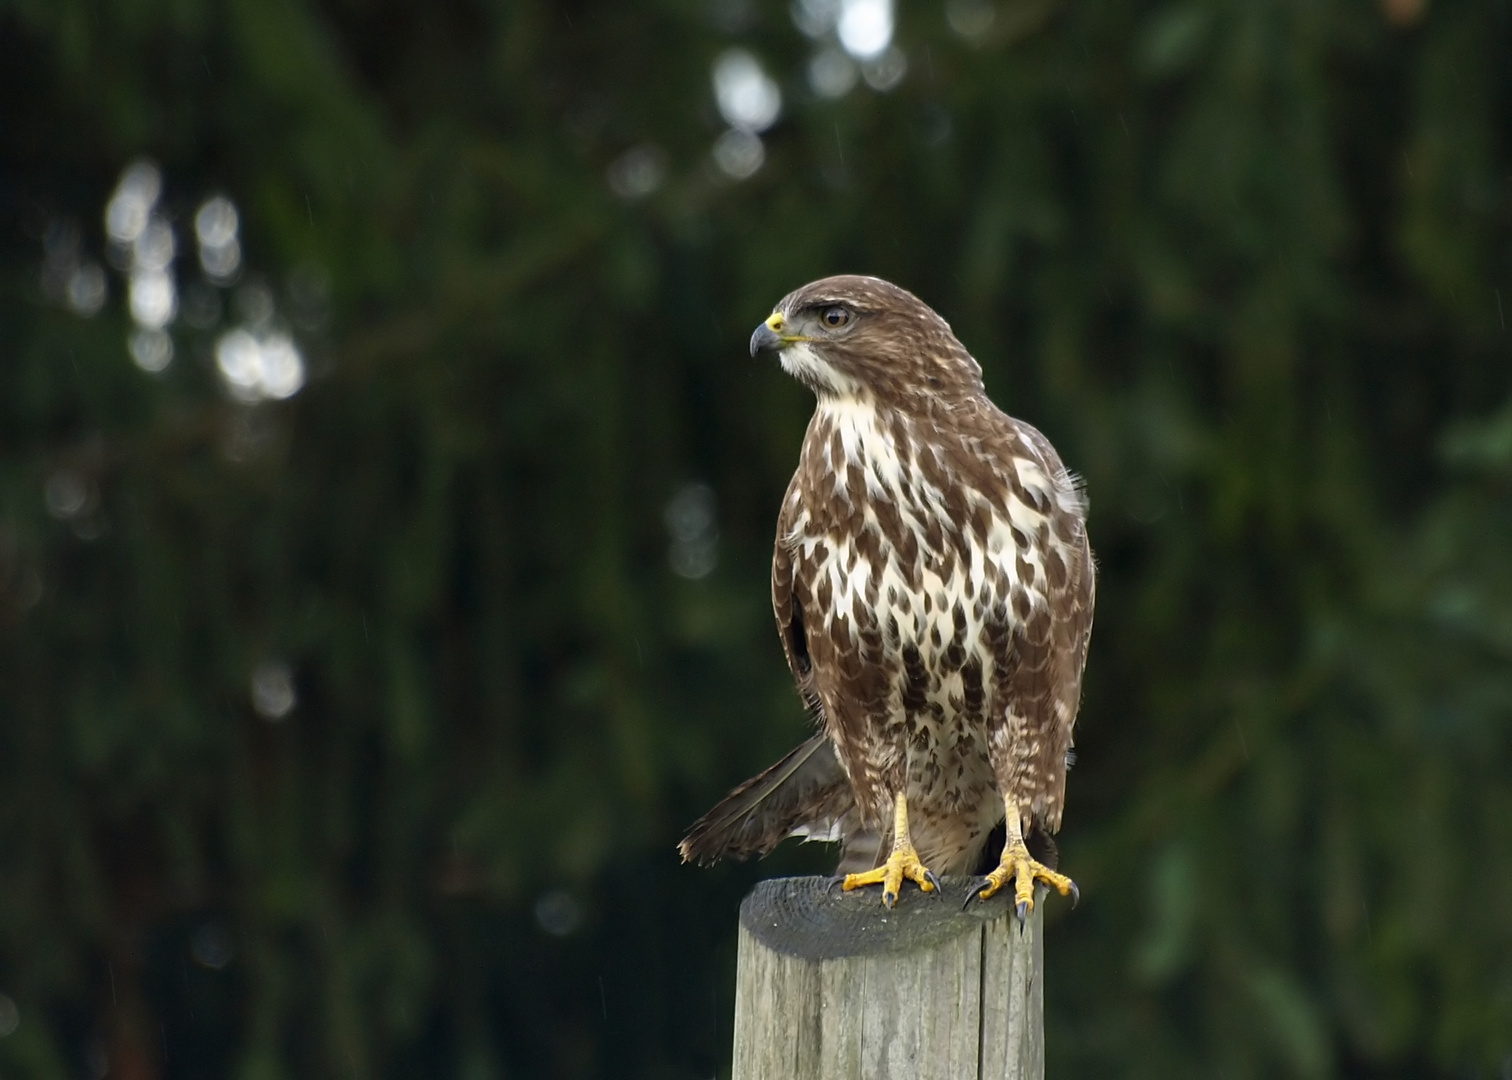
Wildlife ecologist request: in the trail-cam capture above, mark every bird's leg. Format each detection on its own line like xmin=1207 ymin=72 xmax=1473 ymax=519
xmin=971 ymin=796 xmax=1077 ymax=922
xmin=840 ymin=792 xmax=939 ymax=907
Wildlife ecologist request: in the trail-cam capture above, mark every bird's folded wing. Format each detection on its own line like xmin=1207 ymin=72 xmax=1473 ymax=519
xmin=678 ymin=734 xmax=856 ymax=866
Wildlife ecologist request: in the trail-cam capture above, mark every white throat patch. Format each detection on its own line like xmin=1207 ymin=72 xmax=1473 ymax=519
xmin=780 ymin=341 xmax=863 ymax=398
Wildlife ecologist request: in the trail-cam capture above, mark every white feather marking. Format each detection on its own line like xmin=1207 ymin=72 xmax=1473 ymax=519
xmin=1006 ymin=492 xmax=1047 ymax=537
xmin=780 ymin=342 xmax=864 ymax=397
xmin=799 ymin=398 xmax=1085 ymax=735
xmin=1015 ymin=458 xmax=1049 ymax=489
xmin=788 ymin=820 xmax=845 ymax=843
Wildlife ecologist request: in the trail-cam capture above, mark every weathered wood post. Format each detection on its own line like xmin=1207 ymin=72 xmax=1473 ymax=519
xmin=732 ymin=876 xmax=1044 ymax=1080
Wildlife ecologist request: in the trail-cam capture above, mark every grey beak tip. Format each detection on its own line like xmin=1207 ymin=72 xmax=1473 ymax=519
xmin=749 ymin=323 xmax=782 ymax=357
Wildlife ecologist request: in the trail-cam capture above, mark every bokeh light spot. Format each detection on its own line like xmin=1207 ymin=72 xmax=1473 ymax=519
xmin=837 ymin=0 xmax=893 ymax=60
xmin=862 ymin=45 xmax=908 ymax=92
xmin=201 ymin=238 xmax=242 ymax=283
xmin=250 ymin=660 xmax=296 ymax=720
xmin=257 ymin=334 xmax=305 ymax=399
xmin=792 ymin=0 xmax=841 ymax=37
xmin=808 ymin=48 xmax=858 ymax=98
xmin=607 ymin=145 xmax=668 ymax=200
xmin=66 ymin=263 xmax=107 ymax=316
xmin=128 ymin=269 xmax=177 ymax=329
xmin=132 ymin=216 xmax=175 ymax=272
xmin=666 ymin=482 xmax=719 ymax=579
xmin=712 ymin=49 xmax=782 ymax=133
xmin=128 ymin=328 xmax=174 ymax=373
xmin=104 ymin=160 xmax=161 ymax=245
xmin=946 ymin=0 xmax=996 ymax=39
xmin=196 ymin=196 xmax=242 ymax=283
xmin=216 ymin=328 xmax=306 ymax=403
xmin=195 ymin=196 xmax=238 ymax=247
xmin=43 ymin=471 xmax=89 ymax=520
xmin=712 ymin=130 xmax=766 ymax=181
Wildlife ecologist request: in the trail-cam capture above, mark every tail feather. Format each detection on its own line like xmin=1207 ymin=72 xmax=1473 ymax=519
xmin=678 ymin=735 xmax=856 ymax=866
xmin=835 ymin=828 xmax=885 ymax=875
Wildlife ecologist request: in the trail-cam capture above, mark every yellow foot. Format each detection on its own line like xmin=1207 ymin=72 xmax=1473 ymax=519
xmin=841 ymin=843 xmax=940 ymax=908
xmin=971 ymin=840 xmax=1078 ymax=921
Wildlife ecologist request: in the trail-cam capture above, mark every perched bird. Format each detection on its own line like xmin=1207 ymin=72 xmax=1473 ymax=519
xmin=680 ymin=276 xmax=1094 ymax=916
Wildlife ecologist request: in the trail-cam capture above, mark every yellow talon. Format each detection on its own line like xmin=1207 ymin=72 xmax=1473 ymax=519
xmin=974 ymin=841 xmax=1075 ymax=908
xmin=840 ymin=792 xmax=938 ymax=907
xmin=974 ymin=798 xmax=1077 ymax=919
xmin=841 ymin=844 xmax=937 ymax=906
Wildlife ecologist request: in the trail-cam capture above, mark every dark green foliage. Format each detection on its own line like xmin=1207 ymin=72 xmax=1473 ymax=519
xmin=1 ymin=0 xmax=1510 ymax=1075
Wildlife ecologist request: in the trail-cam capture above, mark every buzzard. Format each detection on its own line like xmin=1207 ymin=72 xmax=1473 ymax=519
xmin=680 ymin=276 xmax=1093 ymax=917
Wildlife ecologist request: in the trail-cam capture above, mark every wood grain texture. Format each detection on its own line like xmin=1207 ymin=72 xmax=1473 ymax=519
xmin=732 ymin=876 xmax=1044 ymax=1080
xmin=979 ymin=905 xmax=1045 ymax=1078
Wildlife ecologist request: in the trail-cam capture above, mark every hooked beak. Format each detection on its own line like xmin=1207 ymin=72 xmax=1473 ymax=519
xmin=749 ymin=311 xmax=806 ymax=356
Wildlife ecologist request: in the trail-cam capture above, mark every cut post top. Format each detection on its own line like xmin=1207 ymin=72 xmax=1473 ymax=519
xmin=739 ymin=875 xmax=1038 ymax=960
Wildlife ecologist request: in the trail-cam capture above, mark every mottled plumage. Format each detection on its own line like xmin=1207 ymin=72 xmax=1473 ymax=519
xmin=681 ymin=276 xmax=1093 ymax=909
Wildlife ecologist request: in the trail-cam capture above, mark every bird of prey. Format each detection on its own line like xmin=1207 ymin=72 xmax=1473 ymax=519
xmin=679 ymin=275 xmax=1094 ymax=916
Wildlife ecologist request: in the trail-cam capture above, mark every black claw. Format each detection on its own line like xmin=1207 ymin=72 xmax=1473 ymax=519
xmin=1015 ymin=899 xmax=1030 ymax=926
xmin=826 ymin=876 xmax=845 ymax=899
xmin=882 ymin=889 xmax=899 ymax=909
xmin=1068 ymin=880 xmax=1081 ymax=909
xmin=962 ymin=879 xmax=989 ymax=912
xmin=924 ymin=869 xmax=943 ymax=895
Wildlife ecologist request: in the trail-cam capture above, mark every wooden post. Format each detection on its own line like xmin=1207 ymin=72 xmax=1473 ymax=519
xmin=732 ymin=876 xmax=1044 ymax=1080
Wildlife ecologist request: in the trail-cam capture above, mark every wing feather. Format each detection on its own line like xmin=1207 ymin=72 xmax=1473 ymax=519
xmin=677 ymin=735 xmax=856 ymax=865
xmin=771 ymin=475 xmax=819 ymax=711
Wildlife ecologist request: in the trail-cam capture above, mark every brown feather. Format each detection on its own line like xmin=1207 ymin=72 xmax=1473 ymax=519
xmin=677 ymin=735 xmax=855 ymax=866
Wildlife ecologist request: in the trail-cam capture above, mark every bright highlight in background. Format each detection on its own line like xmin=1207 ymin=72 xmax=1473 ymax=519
xmin=105 ymin=161 xmax=161 ymax=245
xmin=105 ymin=159 xmax=184 ymax=371
xmin=250 ymin=661 xmax=297 ymax=721
xmin=837 ymin=0 xmax=893 ymax=59
xmin=793 ymin=0 xmax=902 ymax=97
xmin=712 ymin=49 xmax=782 ymax=133
xmin=195 ymin=196 xmax=242 ymax=283
xmin=128 ymin=270 xmax=176 ymax=329
xmin=711 ymin=49 xmax=780 ymax=181
xmin=216 ymin=329 xmax=306 ymax=402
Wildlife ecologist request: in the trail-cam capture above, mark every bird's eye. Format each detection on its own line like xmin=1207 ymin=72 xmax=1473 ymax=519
xmin=821 ymin=306 xmax=851 ymax=328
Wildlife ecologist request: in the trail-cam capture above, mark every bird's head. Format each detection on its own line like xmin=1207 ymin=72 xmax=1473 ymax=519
xmin=749 ymin=275 xmax=984 ymax=404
